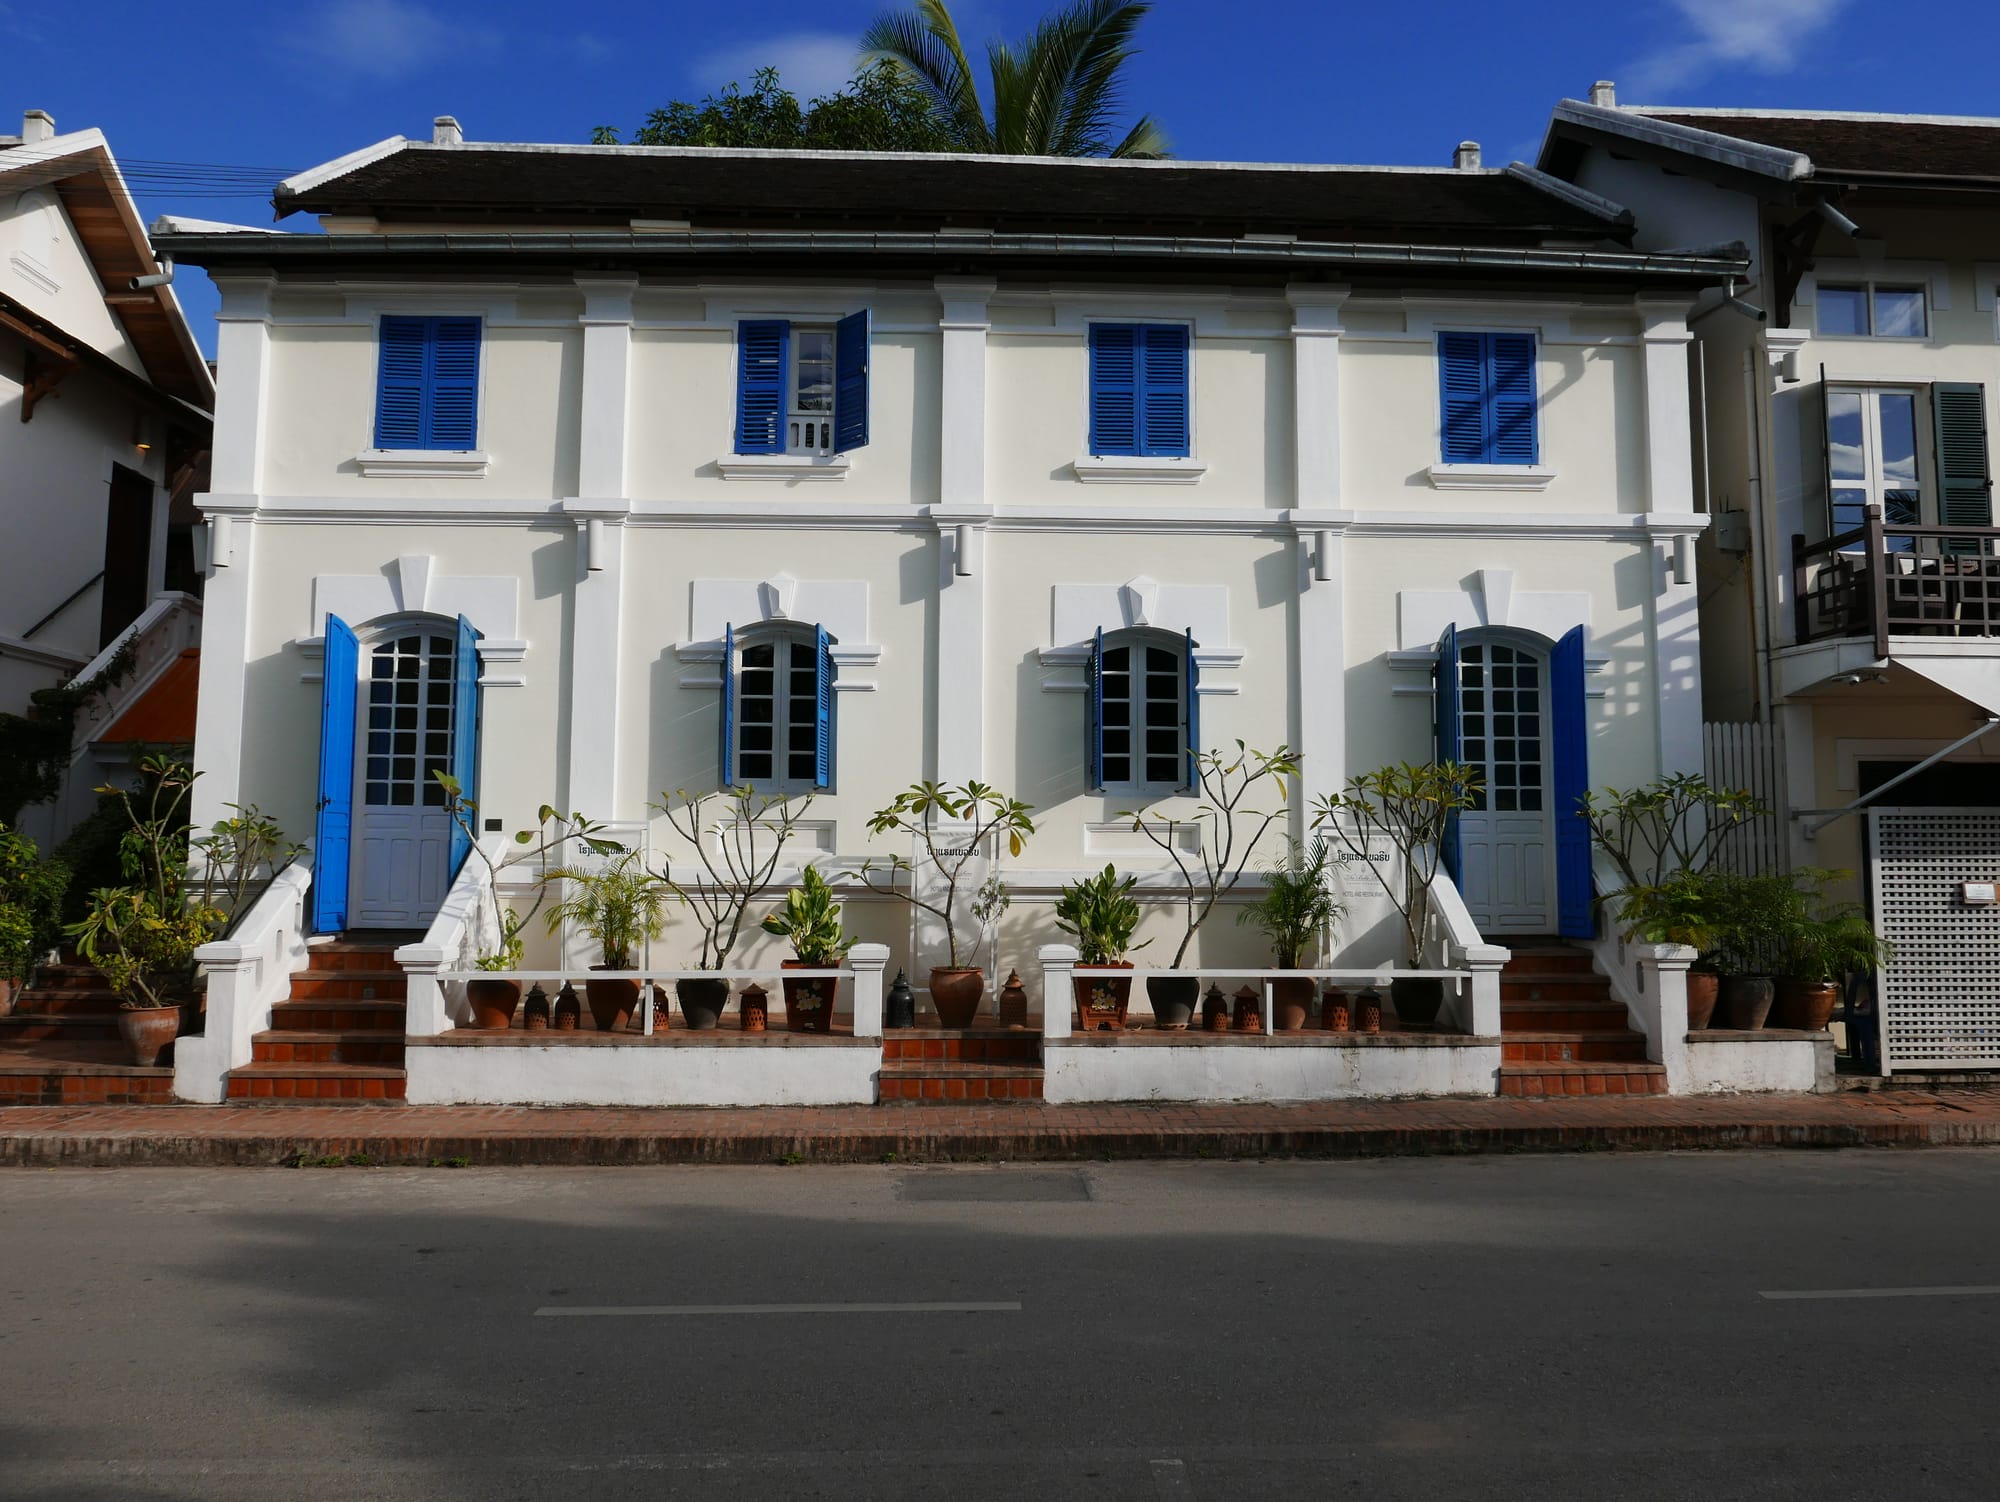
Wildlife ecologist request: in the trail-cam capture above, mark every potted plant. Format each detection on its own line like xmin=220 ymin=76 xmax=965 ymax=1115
xmin=654 ymin=785 xmax=813 ymax=1029
xmin=1607 ymin=868 xmax=1728 ymax=1030
xmin=760 ymin=864 xmax=851 ymax=1033
xmin=1313 ymin=760 xmax=1482 ymax=1030
xmin=852 ymin=781 xmax=1035 ymax=1028
xmin=1239 ymin=838 xmax=1341 ymax=1031
xmin=1773 ymin=868 xmax=1893 ymax=1031
xmin=1706 ymin=869 xmax=1793 ymax=1030
xmin=436 ymin=773 xmax=621 ymax=1029
xmin=1055 ymin=863 xmax=1148 ymax=1031
xmin=543 ymin=848 xmax=672 ymax=1032
xmin=1124 ymin=743 xmax=1300 ymax=1029
xmin=0 ymin=824 xmax=68 ymax=1014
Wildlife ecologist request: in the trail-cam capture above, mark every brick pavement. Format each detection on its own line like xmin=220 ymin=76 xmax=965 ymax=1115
xmin=4 ymin=1086 xmax=2000 ymax=1166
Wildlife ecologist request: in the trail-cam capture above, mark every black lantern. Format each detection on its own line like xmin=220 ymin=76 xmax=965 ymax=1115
xmin=885 ymin=967 xmax=917 ymax=1029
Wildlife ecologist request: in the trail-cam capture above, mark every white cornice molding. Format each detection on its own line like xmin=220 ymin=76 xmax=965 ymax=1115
xmin=354 ymin=449 xmax=491 ymax=478
xmin=1426 ymin=463 xmax=1558 ymax=492
xmin=1071 ymin=455 xmax=1208 ymax=485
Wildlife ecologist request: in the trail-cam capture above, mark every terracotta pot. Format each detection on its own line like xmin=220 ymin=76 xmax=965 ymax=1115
xmin=1775 ymin=977 xmax=1841 ymax=1032
xmin=554 ymin=983 xmax=581 ymax=1030
xmin=523 ymin=984 xmax=552 ymax=1031
xmin=1147 ymin=975 xmax=1200 ymax=1031
xmin=1320 ymin=987 xmax=1350 ymax=1032
xmin=1685 ymin=971 xmax=1720 ymax=1031
xmin=677 ymin=976 xmax=729 ymax=1031
xmin=928 ymin=968 xmax=985 ymax=1029
xmin=1231 ymin=984 xmax=1262 ymax=1032
xmin=1390 ymin=976 xmax=1446 ymax=1031
xmin=586 ymin=969 xmax=640 ymax=1033
xmin=780 ymin=961 xmax=841 ymax=1034
xmin=466 ymin=977 xmax=521 ymax=1030
xmin=1353 ymin=989 xmax=1383 ymax=1034
xmin=1073 ymin=963 xmax=1134 ymax=1031
xmin=118 ymin=1005 xmax=180 ymax=1067
xmin=1718 ymin=974 xmax=1775 ymax=1030
xmin=1270 ymin=976 xmax=1316 ymax=1032
xmin=1201 ymin=985 xmax=1229 ymax=1032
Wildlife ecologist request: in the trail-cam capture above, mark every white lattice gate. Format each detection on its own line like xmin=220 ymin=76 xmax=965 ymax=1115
xmin=1869 ymin=808 xmax=2000 ymax=1072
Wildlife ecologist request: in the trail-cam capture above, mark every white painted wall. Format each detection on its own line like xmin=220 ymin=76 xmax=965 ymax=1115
xmin=404 ymin=1037 xmax=881 ymax=1105
xmin=1043 ymin=1039 xmax=1502 ymax=1102
xmin=3 ymin=184 xmax=149 ymax=375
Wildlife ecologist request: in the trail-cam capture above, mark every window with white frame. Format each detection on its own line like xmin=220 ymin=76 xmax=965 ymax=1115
xmin=724 ymin=625 xmax=833 ymax=792
xmin=1818 ymin=282 xmax=1928 ymax=339
xmin=787 ymin=326 xmax=836 ymax=456
xmin=1087 ymin=628 xmax=1197 ymax=796
xmin=1827 ymin=385 xmax=1925 ymax=543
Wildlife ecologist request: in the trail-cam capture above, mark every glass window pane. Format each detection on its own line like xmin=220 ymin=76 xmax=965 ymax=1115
xmin=1818 ymin=285 xmax=1868 ymax=335
xmin=795 ymin=329 xmax=834 ymax=413
xmin=1832 ymin=487 xmax=1871 ymax=539
xmin=1878 ymin=392 xmax=1919 ymax=487
xmin=1827 ymin=391 xmax=1866 ymax=482
xmin=1874 ymin=287 xmax=1926 ymax=338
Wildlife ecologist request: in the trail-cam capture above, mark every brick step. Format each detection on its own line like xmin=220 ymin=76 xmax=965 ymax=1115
xmin=13 ymin=988 xmax=128 ymax=1015
xmin=1500 ymin=948 xmax=1597 ymax=977
xmin=287 ymin=971 xmax=408 ymax=1002
xmin=883 ymin=1029 xmax=1041 ymax=1064
xmin=1501 ymin=974 xmax=1614 ymax=1002
xmin=270 ymin=1001 xmax=406 ymax=1032
xmin=21 ymin=963 xmax=114 ymax=992
xmin=0 ymin=1054 xmax=175 ymax=1105
xmin=306 ymin=938 xmax=416 ymax=969
xmin=878 ymin=1061 xmax=1044 ymax=1102
xmin=0 ymin=1012 xmax=123 ymax=1041
xmin=225 ymin=1062 xmax=407 ymax=1102
xmin=1499 ymin=1061 xmax=1668 ymax=1097
xmin=1501 ymin=1000 xmax=1631 ymax=1033
xmin=1502 ymin=1031 xmax=1650 ymax=1064
xmin=251 ymin=1030 xmax=407 ymax=1066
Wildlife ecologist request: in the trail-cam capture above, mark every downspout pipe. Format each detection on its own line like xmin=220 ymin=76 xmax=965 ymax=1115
xmin=129 ymin=254 xmax=173 ymax=290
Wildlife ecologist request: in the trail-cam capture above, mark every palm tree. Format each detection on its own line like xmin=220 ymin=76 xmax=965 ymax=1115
xmin=861 ymin=0 xmax=1167 ymax=159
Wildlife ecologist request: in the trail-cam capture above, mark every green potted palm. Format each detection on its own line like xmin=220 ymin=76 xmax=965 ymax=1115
xmin=1607 ymin=868 xmax=1728 ymax=1029
xmin=761 ymin=864 xmax=852 ymax=1033
xmin=1707 ymin=869 xmax=1793 ymax=1029
xmin=1054 ymin=863 xmax=1148 ymax=1031
xmin=543 ymin=849 xmax=672 ymax=1032
xmin=1239 ymin=838 xmax=1341 ymax=1031
xmin=1773 ymin=869 xmax=1892 ymax=1031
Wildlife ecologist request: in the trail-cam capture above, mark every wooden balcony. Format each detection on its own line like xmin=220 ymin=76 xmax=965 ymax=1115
xmin=1792 ymin=512 xmax=2000 ymax=660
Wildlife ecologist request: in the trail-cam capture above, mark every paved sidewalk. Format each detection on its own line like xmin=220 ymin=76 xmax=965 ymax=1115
xmin=4 ymin=1086 xmax=2000 ymax=1166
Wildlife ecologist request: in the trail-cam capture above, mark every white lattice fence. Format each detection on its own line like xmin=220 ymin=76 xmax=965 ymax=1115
xmin=1870 ymin=808 xmax=2000 ymax=1072
xmin=1703 ymin=720 xmax=1784 ymax=875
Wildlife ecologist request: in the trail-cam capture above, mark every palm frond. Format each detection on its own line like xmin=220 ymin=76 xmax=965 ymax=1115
xmin=1110 ymin=113 xmax=1169 ymax=159
xmin=1016 ymin=0 xmax=1157 ymax=158
xmin=861 ymin=0 xmax=990 ymax=150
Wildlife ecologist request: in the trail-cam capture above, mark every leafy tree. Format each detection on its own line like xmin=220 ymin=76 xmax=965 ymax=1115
xmin=862 ymin=0 xmax=1167 ymax=157
xmin=593 ymin=62 xmax=955 ymax=152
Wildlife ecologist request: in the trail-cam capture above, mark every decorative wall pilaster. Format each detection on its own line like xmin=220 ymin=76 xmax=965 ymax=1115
xmin=1287 ymin=283 xmax=1350 ymax=817
xmin=1638 ymin=296 xmax=1705 ymax=777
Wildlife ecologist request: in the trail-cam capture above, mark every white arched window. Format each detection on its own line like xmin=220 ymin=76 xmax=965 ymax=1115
xmin=719 ymin=622 xmax=836 ymax=792
xmin=1086 ymin=626 xmax=1198 ymax=796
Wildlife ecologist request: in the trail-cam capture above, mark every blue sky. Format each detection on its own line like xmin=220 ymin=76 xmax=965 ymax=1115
xmin=3 ymin=0 xmax=1992 ymax=353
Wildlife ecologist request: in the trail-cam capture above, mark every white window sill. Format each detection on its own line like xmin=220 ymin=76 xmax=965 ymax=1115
xmin=356 ymin=449 xmax=490 ymax=478
xmin=1072 ymin=455 xmax=1207 ymax=485
xmin=1426 ymin=462 xmax=1556 ymax=492
xmin=718 ymin=453 xmax=851 ymax=482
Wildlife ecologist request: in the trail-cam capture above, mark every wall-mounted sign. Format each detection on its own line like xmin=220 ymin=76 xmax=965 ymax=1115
xmin=1960 ymin=882 xmax=1998 ymax=906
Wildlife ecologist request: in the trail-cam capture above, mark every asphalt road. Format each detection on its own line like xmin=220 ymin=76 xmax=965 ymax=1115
xmin=4 ymin=1151 xmax=2000 ymax=1500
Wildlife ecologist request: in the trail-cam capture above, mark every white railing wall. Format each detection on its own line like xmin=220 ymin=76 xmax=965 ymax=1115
xmin=396 ymin=837 xmax=502 ymax=1036
xmin=1425 ymin=868 xmax=1508 ymax=1037
xmin=67 ymin=592 xmax=203 ymax=746
xmin=176 ymin=861 xmax=312 ymax=1102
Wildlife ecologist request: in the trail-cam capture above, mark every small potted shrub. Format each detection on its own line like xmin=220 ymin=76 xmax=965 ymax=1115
xmin=1239 ymin=838 xmax=1340 ymax=1031
xmin=0 ymin=824 xmax=68 ymax=1014
xmin=1609 ymin=868 xmax=1727 ymax=1030
xmin=1707 ymin=870 xmax=1793 ymax=1030
xmin=1313 ymin=761 xmax=1481 ymax=1029
xmin=1773 ymin=869 xmax=1892 ymax=1031
xmin=1054 ymin=863 xmax=1147 ymax=1031
xmin=543 ymin=849 xmax=672 ymax=1032
xmin=761 ymin=864 xmax=852 ymax=1033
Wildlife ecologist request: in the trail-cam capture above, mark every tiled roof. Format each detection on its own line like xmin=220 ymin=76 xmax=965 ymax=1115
xmin=1641 ymin=110 xmax=2000 ymax=183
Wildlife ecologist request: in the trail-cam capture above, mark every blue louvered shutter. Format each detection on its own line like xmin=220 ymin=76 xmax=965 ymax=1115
xmin=1438 ymin=333 xmax=1487 ymax=464
xmin=833 ymin=310 xmax=870 ymax=453
xmin=1182 ymin=628 xmax=1201 ymax=791
xmin=426 ymin=318 xmax=481 ymax=449
xmin=312 ymin=615 xmax=359 ymax=933
xmin=1488 ymin=333 xmax=1538 ymax=465
xmin=735 ymin=321 xmax=789 ymax=455
xmin=1550 ymin=626 xmax=1592 ymax=939
xmin=1433 ymin=623 xmax=1462 ymax=884
xmin=1140 ymin=325 xmax=1191 ymax=457
xmin=1086 ymin=627 xmax=1105 ymax=792
xmin=374 ymin=318 xmax=427 ymax=449
xmin=718 ymin=623 xmax=737 ymax=786
xmin=449 ymin=615 xmax=483 ymax=879
xmin=1089 ymin=325 xmax=1139 ymax=456
xmin=813 ymin=624 xmax=835 ymax=789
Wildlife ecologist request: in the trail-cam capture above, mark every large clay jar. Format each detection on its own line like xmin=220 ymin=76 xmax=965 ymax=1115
xmin=928 ymin=968 xmax=985 ymax=1029
xmin=1147 ymin=975 xmax=1200 ymax=1031
xmin=676 ymin=976 xmax=729 ymax=1031
xmin=466 ymin=977 xmax=521 ymax=1030
xmin=780 ymin=961 xmax=840 ymax=1034
xmin=1775 ymin=977 xmax=1841 ymax=1032
xmin=1390 ymin=977 xmax=1446 ymax=1031
xmin=1073 ymin=963 xmax=1134 ymax=1032
xmin=586 ymin=968 xmax=640 ymax=1033
xmin=1270 ymin=976 xmax=1315 ymax=1032
xmin=1685 ymin=970 xmax=1720 ymax=1031
xmin=1718 ymin=974 xmax=1775 ymax=1030
xmin=118 ymin=1005 xmax=180 ymax=1067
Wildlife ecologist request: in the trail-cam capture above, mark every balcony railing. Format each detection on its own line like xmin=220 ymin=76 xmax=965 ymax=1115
xmin=1793 ymin=512 xmax=2000 ymax=660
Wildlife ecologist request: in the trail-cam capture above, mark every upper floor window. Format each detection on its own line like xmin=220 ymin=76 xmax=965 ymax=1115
xmin=1086 ymin=627 xmax=1199 ymax=796
xmin=1818 ymin=283 xmax=1927 ymax=339
xmin=736 ymin=314 xmax=870 ymax=457
xmin=1438 ymin=331 xmax=1538 ymax=466
xmin=1089 ymin=323 xmax=1190 ymax=458
xmin=718 ymin=623 xmax=835 ymax=792
xmin=1825 ymin=381 xmax=1991 ymax=542
xmin=375 ymin=316 xmax=481 ymax=450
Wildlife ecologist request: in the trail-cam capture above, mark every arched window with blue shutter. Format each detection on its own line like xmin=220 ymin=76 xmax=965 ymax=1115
xmin=1086 ymin=626 xmax=1195 ymax=796
xmin=722 ymin=623 xmax=834 ymax=792
xmin=1437 ymin=331 xmax=1539 ymax=466
xmin=374 ymin=316 xmax=482 ymax=451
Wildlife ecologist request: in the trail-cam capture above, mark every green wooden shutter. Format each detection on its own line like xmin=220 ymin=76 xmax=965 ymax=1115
xmin=1934 ymin=383 xmax=1992 ymax=529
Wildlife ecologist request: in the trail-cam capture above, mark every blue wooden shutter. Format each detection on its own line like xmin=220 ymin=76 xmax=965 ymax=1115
xmin=1487 ymin=334 xmax=1538 ymax=465
xmin=374 ymin=318 xmax=427 ymax=449
xmin=426 ymin=318 xmax=481 ymax=449
xmin=833 ymin=310 xmax=871 ymax=453
xmin=311 ymin=615 xmax=359 ymax=933
xmin=1140 ymin=325 xmax=1191 ymax=457
xmin=1086 ymin=627 xmax=1105 ymax=792
xmin=1182 ymin=628 xmax=1201 ymax=791
xmin=1433 ymin=624 xmax=1462 ymax=883
xmin=1934 ymin=383 xmax=1992 ymax=529
xmin=735 ymin=321 xmax=789 ymax=455
xmin=1438 ymin=333 xmax=1487 ymax=464
xmin=718 ymin=623 xmax=737 ymax=786
xmin=449 ymin=615 xmax=482 ymax=879
xmin=1550 ymin=625 xmax=1592 ymax=939
xmin=813 ymin=624 xmax=835 ymax=789
xmin=1089 ymin=325 xmax=1139 ymax=456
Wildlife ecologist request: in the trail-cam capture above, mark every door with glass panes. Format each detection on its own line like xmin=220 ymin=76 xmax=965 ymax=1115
xmin=1455 ymin=638 xmax=1555 ymax=932
xmin=350 ymin=631 xmax=456 ymax=927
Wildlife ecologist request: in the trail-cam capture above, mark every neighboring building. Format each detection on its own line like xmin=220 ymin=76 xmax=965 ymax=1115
xmin=1541 ymin=86 xmax=2000 ymax=1071
xmin=0 ymin=109 xmax=214 ymax=841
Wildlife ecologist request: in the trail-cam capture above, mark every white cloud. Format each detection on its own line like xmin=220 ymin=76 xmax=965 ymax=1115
xmin=693 ymin=31 xmax=862 ymax=101
xmin=282 ymin=0 xmax=499 ymax=81
xmin=1622 ymin=0 xmax=1851 ymax=99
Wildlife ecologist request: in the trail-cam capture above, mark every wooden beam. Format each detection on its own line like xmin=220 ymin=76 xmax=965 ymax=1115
xmin=20 ymin=346 xmax=79 ymax=421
